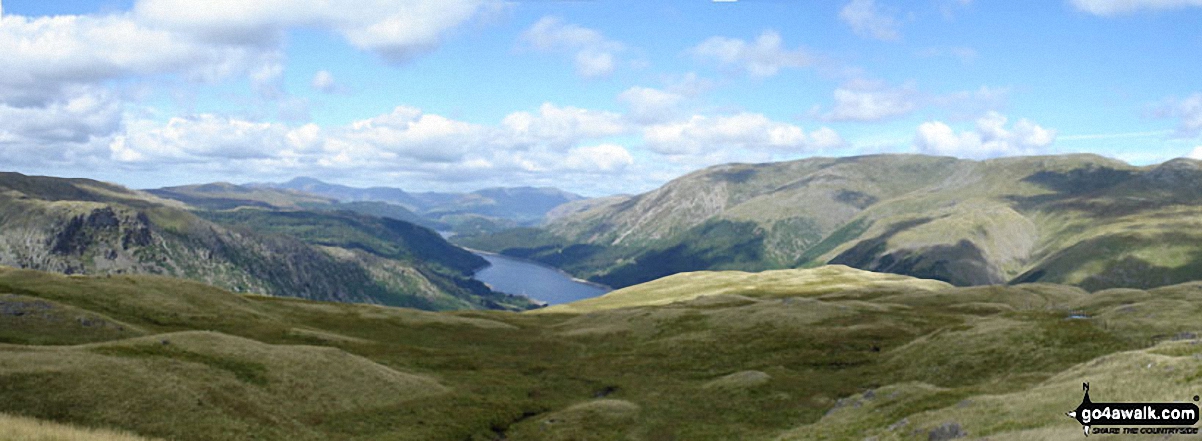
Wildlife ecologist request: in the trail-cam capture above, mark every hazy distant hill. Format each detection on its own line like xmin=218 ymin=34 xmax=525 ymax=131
xmin=0 ymin=172 xmax=532 ymax=311
xmin=150 ymin=182 xmax=443 ymax=230
xmin=255 ymin=177 xmax=585 ymax=233
xmin=457 ymin=154 xmax=1202 ymax=291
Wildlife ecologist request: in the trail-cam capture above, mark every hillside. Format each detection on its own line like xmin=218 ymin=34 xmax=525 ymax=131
xmin=256 ymin=177 xmax=585 ymax=233
xmin=0 ymin=172 xmax=532 ymax=311
xmin=2 ymin=265 xmax=1201 ymax=440
xmin=457 ymin=154 xmax=1202 ymax=291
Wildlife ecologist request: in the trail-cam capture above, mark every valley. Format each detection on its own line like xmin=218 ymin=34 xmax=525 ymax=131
xmin=4 ymin=154 xmax=1202 ymax=440
xmin=2 ymin=0 xmax=1196 ymax=439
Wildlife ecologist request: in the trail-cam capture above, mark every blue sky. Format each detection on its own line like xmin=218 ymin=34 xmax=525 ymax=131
xmin=1 ymin=0 xmax=1200 ymax=196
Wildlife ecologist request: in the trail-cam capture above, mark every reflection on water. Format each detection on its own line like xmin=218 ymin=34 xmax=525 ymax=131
xmin=471 ymin=252 xmax=611 ymax=305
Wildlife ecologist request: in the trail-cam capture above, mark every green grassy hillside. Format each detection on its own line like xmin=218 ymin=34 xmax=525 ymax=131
xmin=458 ymin=154 xmax=1202 ymax=292
xmin=2 ymin=265 xmax=1200 ymax=440
xmin=0 ymin=172 xmax=532 ymax=311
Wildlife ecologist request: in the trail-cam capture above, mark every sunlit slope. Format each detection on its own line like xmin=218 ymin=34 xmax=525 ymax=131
xmin=538 ymin=264 xmax=952 ymax=313
xmin=0 ymin=412 xmax=157 ymax=441
xmin=461 ymin=154 xmax=1202 ymax=292
xmin=3 ymin=265 xmax=1202 ymax=440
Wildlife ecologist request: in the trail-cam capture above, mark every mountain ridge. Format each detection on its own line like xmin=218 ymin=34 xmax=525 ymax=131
xmin=457 ymin=153 xmax=1202 ymax=292
xmin=0 ymin=172 xmax=532 ymax=311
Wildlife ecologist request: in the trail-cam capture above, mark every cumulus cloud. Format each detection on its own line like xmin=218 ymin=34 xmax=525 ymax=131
xmin=0 ymin=13 xmax=276 ymax=106
xmin=520 ymin=17 xmax=624 ymax=78
xmin=690 ymin=31 xmax=812 ymax=78
xmin=914 ymin=111 xmax=1057 ymax=158
xmin=311 ymin=70 xmax=337 ymax=93
xmin=840 ymin=0 xmax=901 ymax=41
xmin=0 ymin=88 xmax=122 ymax=146
xmin=500 ymin=103 xmax=629 ymax=149
xmin=134 ymin=0 xmax=496 ymax=63
xmin=1069 ymin=0 xmax=1202 ymax=15
xmin=563 ymin=144 xmax=634 ymax=172
xmin=0 ymin=87 xmax=123 ymax=166
xmin=618 ymin=87 xmax=685 ymax=124
xmin=113 ymin=114 xmax=295 ymax=163
xmin=644 ymin=113 xmax=843 ymax=155
xmin=818 ymin=80 xmax=918 ymax=122
xmin=0 ymin=0 xmax=493 ymax=107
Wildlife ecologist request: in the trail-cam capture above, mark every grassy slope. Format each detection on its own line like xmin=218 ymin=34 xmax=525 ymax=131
xmin=2 ymin=265 xmax=1201 ymax=440
xmin=465 ymin=154 xmax=1202 ymax=292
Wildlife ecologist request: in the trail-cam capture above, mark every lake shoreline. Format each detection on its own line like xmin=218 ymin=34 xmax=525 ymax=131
xmin=466 ymin=249 xmax=612 ymax=305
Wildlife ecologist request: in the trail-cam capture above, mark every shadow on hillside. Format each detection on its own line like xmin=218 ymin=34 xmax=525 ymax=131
xmin=1005 ymin=166 xmax=1202 ymax=219
xmin=1010 ymin=232 xmax=1202 ymax=291
xmin=825 ymin=218 xmax=1005 ymax=286
xmin=592 ymin=220 xmax=768 ymax=288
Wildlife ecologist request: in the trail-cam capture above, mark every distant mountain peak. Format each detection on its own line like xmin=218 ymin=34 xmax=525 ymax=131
xmin=283 ymin=176 xmax=328 ymax=186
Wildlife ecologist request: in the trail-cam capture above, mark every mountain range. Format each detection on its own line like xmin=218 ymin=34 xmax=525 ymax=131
xmin=0 ymin=172 xmax=533 ymax=311
xmin=457 ymin=154 xmax=1202 ymax=291
xmin=253 ymin=177 xmax=585 ymax=234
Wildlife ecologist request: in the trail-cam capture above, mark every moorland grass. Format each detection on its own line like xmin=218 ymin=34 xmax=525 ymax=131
xmin=1 ymin=265 xmax=1200 ymax=440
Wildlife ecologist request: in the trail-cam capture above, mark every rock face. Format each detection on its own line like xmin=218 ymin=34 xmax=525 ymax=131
xmin=927 ymin=422 xmax=965 ymax=441
xmin=0 ymin=172 xmax=532 ymax=311
xmin=463 ymin=154 xmax=1202 ymax=291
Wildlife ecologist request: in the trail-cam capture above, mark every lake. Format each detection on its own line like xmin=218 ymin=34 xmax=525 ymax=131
xmin=470 ymin=252 xmax=611 ymax=305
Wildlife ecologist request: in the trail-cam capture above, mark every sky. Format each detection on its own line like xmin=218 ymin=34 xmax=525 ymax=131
xmin=1 ymin=0 xmax=1200 ymax=196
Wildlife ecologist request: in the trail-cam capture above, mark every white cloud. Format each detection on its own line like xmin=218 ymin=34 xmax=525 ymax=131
xmin=500 ymin=103 xmax=629 ymax=149
xmin=914 ymin=111 xmax=1057 ymax=158
xmin=690 ymin=31 xmax=811 ymax=78
xmin=618 ymin=86 xmax=684 ymax=124
xmin=0 ymin=87 xmax=122 ymax=166
xmin=644 ymin=113 xmax=843 ymax=155
xmin=1069 ymin=0 xmax=1202 ymax=15
xmin=563 ymin=144 xmax=634 ymax=171
xmin=345 ymin=106 xmax=486 ymax=163
xmin=135 ymin=0 xmax=496 ymax=63
xmin=0 ymin=88 xmax=122 ymax=146
xmin=819 ymin=80 xmax=918 ymax=122
xmin=840 ymin=0 xmax=901 ymax=41
xmin=104 ymin=102 xmax=643 ymax=183
xmin=115 ymin=114 xmax=293 ymax=162
xmin=0 ymin=13 xmax=276 ymax=106
xmin=1159 ymin=93 xmax=1202 ymax=138
xmin=521 ymin=16 xmax=624 ymax=78
xmin=1189 ymin=146 xmax=1202 ymax=160
xmin=0 ymin=0 xmax=493 ymax=108
xmin=312 ymin=70 xmax=337 ymax=93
